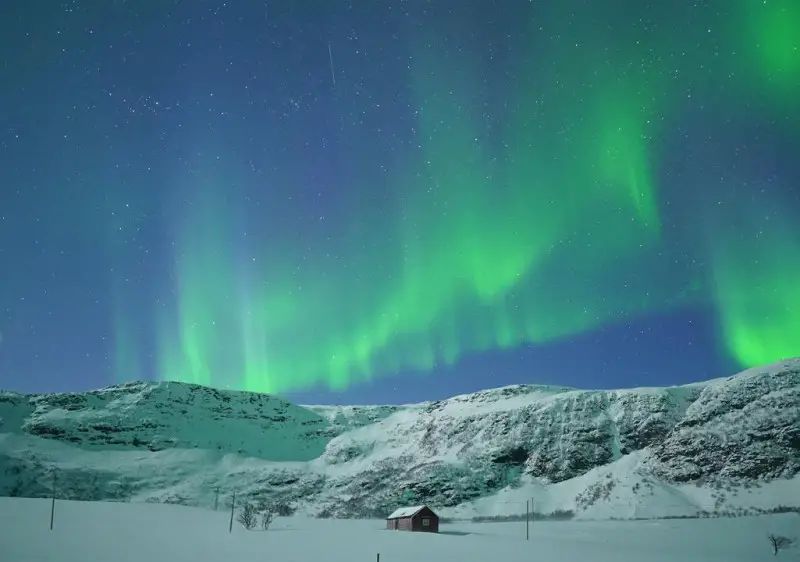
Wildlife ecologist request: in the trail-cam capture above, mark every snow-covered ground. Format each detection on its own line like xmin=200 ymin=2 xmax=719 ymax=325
xmin=0 ymin=498 xmax=797 ymax=562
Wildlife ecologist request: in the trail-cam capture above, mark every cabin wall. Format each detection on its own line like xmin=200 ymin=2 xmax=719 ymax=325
xmin=411 ymin=512 xmax=438 ymax=532
xmin=412 ymin=518 xmax=437 ymax=532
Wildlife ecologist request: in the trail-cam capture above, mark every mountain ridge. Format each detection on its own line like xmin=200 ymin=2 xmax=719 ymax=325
xmin=0 ymin=358 xmax=798 ymax=519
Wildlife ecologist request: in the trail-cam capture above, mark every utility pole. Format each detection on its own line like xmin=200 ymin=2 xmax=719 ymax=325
xmin=229 ymin=492 xmax=236 ymax=533
xmin=526 ymin=499 xmax=531 ymax=540
xmin=531 ymin=496 xmax=535 ymax=525
xmin=50 ymin=472 xmax=56 ymax=531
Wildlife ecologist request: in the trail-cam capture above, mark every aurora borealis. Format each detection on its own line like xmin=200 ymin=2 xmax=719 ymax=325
xmin=1 ymin=1 xmax=798 ymax=402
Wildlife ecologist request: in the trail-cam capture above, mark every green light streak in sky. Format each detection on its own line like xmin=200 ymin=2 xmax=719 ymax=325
xmin=742 ymin=0 xmax=800 ymax=96
xmin=156 ymin=37 xmax=674 ymax=393
xmin=708 ymin=202 xmax=800 ymax=367
xmin=108 ymin=4 xmax=799 ymax=393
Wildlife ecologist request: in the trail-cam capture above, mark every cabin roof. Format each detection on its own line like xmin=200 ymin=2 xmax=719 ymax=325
xmin=386 ymin=505 xmax=430 ymax=519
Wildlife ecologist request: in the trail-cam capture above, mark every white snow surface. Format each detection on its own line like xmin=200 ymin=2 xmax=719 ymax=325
xmin=1 ymin=498 xmax=797 ymax=562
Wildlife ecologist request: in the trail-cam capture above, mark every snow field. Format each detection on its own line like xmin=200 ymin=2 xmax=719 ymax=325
xmin=0 ymin=497 xmax=797 ymax=562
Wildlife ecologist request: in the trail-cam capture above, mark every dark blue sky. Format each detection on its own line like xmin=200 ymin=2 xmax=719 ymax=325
xmin=0 ymin=1 xmax=797 ymax=405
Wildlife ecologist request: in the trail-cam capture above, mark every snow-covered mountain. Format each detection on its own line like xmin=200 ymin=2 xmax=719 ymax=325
xmin=0 ymin=359 xmax=798 ymax=520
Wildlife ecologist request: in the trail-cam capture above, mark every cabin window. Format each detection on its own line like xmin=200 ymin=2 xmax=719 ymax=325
xmin=422 ymin=518 xmax=430 ymax=526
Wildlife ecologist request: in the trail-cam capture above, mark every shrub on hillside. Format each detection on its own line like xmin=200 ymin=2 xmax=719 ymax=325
xmin=237 ymin=502 xmax=258 ymax=530
xmin=162 ymin=493 xmax=191 ymax=506
xmin=472 ymin=509 xmax=574 ymax=523
xmin=272 ymin=502 xmax=295 ymax=516
xmin=575 ymin=479 xmax=617 ymax=510
xmin=260 ymin=509 xmax=275 ymax=530
xmin=765 ymin=505 xmax=800 ymax=514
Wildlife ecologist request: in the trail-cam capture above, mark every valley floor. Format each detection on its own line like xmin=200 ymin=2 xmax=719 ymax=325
xmin=0 ymin=497 xmax=797 ymax=562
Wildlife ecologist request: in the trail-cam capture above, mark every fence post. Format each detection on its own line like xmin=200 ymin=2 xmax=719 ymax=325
xmin=229 ymin=492 xmax=236 ymax=533
xmin=50 ymin=472 xmax=56 ymax=530
xmin=214 ymin=487 xmax=220 ymax=511
xmin=377 ymin=554 xmax=380 ymax=562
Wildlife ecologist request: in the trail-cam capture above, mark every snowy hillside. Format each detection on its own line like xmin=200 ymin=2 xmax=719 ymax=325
xmin=0 ymin=359 xmax=798 ymax=520
xmin=1 ymin=381 xmax=330 ymax=460
xmin=2 ymin=498 xmax=798 ymax=562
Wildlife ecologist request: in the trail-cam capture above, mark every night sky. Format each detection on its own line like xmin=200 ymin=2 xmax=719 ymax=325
xmin=1 ymin=1 xmax=798 ymax=405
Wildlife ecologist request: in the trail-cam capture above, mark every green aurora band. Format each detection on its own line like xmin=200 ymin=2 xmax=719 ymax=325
xmin=112 ymin=1 xmax=799 ymax=392
xmin=741 ymin=0 xmax=800 ymax=105
xmin=705 ymin=195 xmax=800 ymax=371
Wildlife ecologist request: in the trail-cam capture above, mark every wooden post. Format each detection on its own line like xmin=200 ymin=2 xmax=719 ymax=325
xmin=214 ymin=487 xmax=220 ymax=511
xmin=377 ymin=554 xmax=380 ymax=562
xmin=229 ymin=492 xmax=236 ymax=533
xmin=50 ymin=472 xmax=56 ymax=530
xmin=525 ymin=499 xmax=529 ymax=540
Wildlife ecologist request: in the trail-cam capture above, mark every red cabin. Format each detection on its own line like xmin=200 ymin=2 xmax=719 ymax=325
xmin=386 ymin=505 xmax=439 ymax=533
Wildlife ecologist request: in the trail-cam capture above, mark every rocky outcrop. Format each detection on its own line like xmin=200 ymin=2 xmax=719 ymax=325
xmin=644 ymin=362 xmax=800 ymax=481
